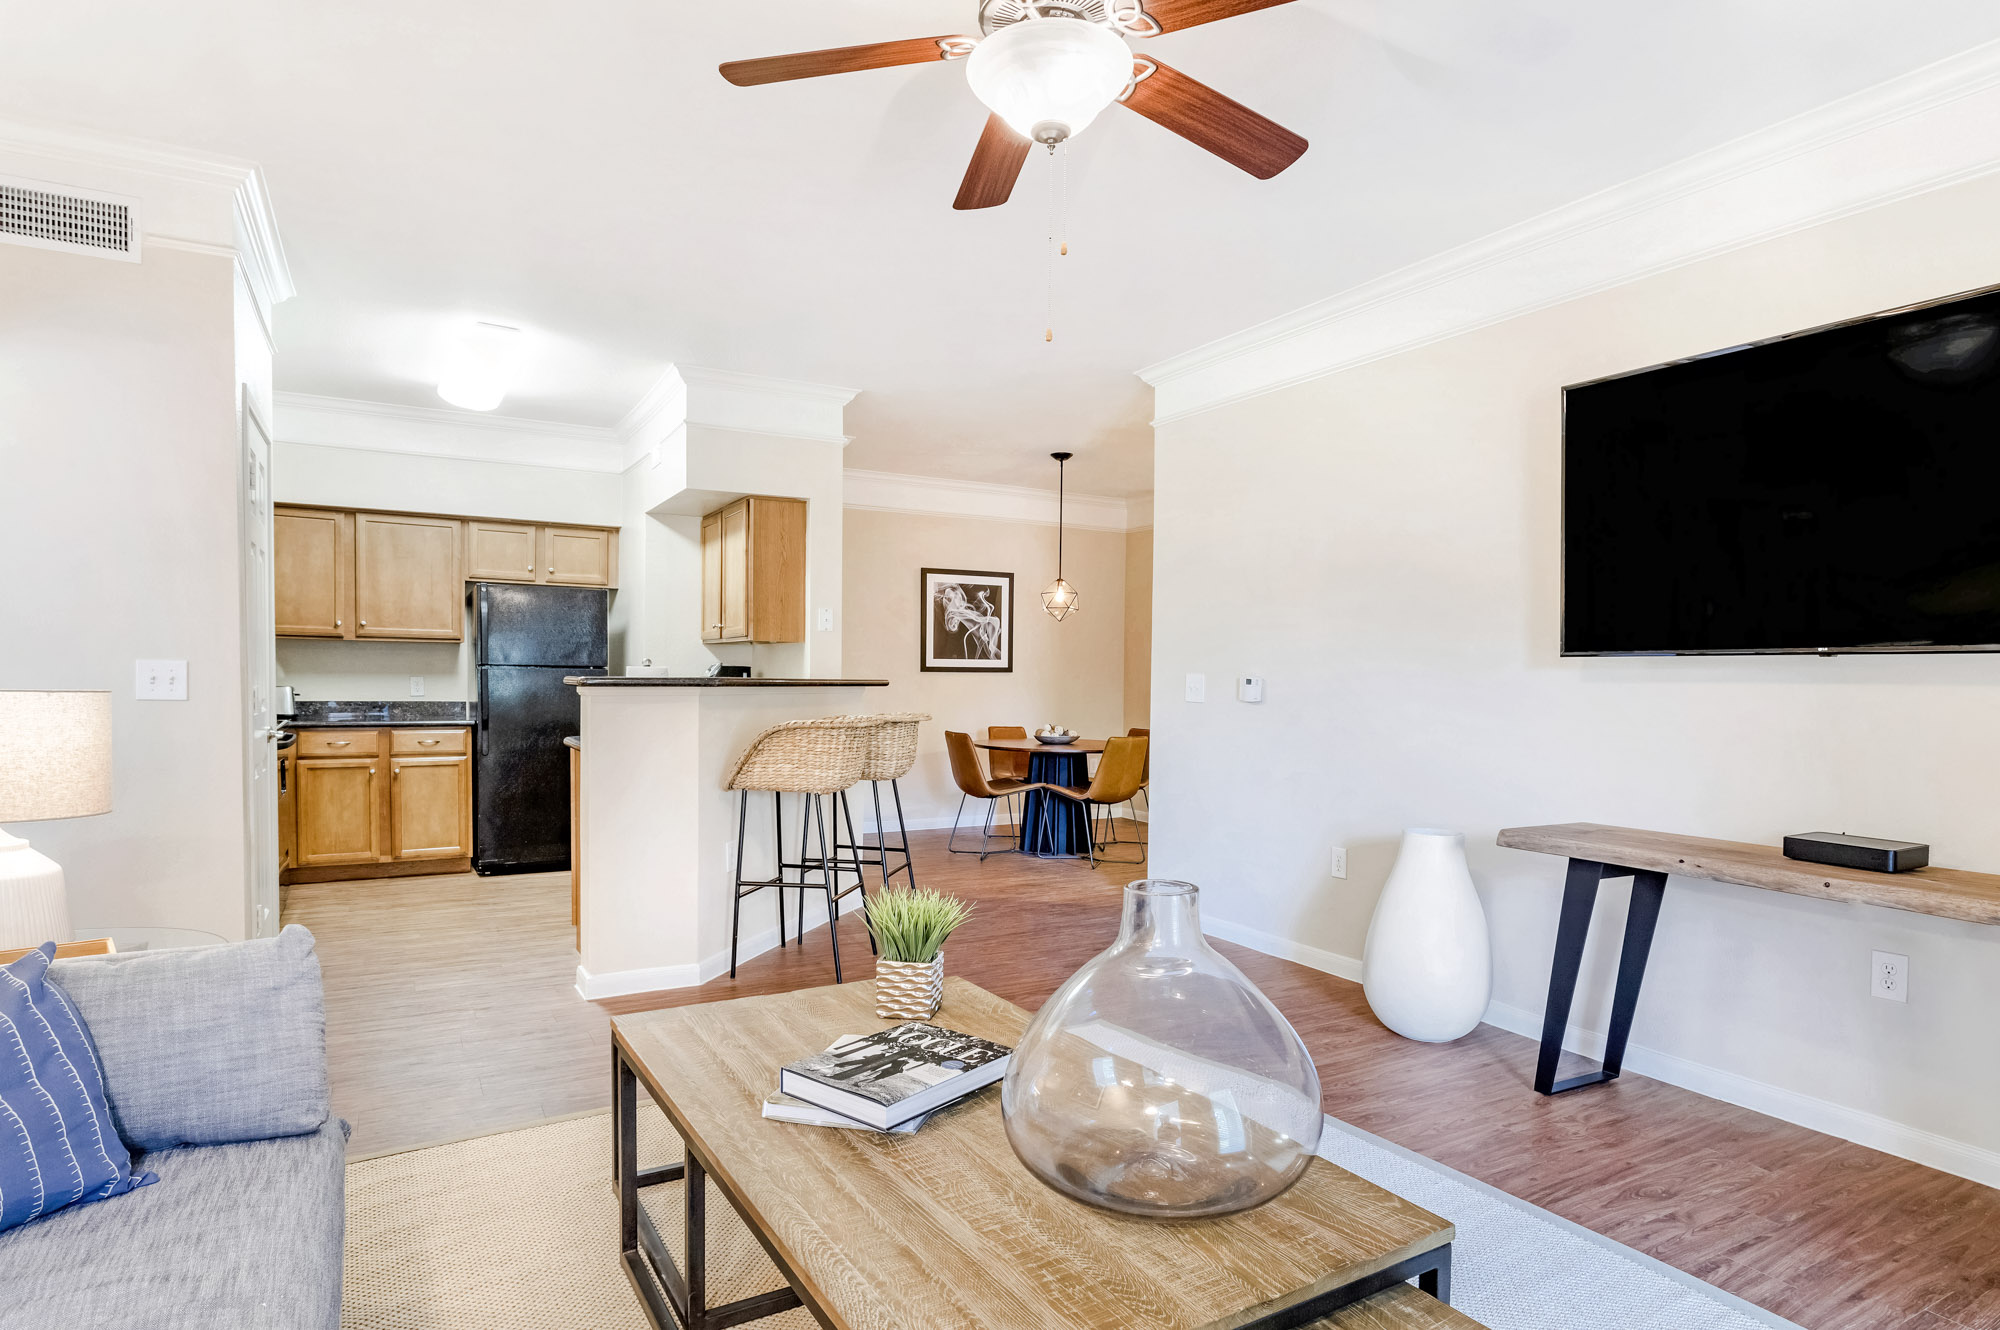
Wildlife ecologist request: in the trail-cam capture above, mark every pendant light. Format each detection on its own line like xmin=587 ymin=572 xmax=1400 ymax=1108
xmin=1043 ymin=451 xmax=1079 ymax=621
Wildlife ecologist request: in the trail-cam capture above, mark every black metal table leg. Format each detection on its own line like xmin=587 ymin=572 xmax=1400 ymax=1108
xmin=1534 ymin=858 xmax=1668 ymax=1095
xmin=1233 ymin=1244 xmax=1455 ymax=1328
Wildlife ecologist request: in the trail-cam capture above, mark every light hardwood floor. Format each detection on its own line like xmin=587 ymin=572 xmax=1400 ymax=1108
xmin=287 ymin=826 xmax=2000 ymax=1330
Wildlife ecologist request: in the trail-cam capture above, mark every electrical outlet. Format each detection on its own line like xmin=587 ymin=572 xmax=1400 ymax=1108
xmin=1331 ymin=846 xmax=1347 ymax=879
xmin=1871 ymin=950 xmax=1908 ymax=1002
xmin=409 ymin=676 xmax=426 ymax=697
xmin=1185 ymin=673 xmax=1206 ymax=703
xmin=817 ymin=607 xmax=833 ymax=632
xmin=134 ymin=659 xmax=187 ymax=700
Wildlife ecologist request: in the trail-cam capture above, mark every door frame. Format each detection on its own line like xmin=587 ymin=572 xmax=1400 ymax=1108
xmin=240 ymin=388 xmax=282 ymax=937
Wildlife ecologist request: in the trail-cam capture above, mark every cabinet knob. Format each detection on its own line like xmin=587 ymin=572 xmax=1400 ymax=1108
xmin=547 ymin=565 xmax=554 ymax=573
xmin=359 ymin=619 xmax=367 ymax=627
xmin=369 ymin=767 xmax=376 ymax=775
xmin=335 ymin=619 xmax=342 ymax=628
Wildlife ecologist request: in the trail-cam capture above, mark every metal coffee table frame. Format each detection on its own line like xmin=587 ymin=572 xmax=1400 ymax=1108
xmin=613 ymin=1039 xmax=1453 ymax=1330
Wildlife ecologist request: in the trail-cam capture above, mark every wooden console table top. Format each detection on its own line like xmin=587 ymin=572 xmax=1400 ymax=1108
xmin=613 ymin=977 xmax=1455 ymax=1330
xmin=1498 ymin=823 xmax=2000 ymax=926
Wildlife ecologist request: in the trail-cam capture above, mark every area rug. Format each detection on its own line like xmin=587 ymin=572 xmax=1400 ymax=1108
xmin=341 ymin=1107 xmax=1801 ymax=1330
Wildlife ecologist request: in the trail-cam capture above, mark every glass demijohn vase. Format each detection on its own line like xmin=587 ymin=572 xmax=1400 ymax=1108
xmin=1001 ymin=880 xmax=1323 ymax=1218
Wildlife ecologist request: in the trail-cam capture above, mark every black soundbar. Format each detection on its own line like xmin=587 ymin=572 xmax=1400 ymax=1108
xmin=1782 ymin=832 xmax=1929 ymax=874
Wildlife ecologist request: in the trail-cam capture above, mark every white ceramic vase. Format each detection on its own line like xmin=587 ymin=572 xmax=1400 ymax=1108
xmin=1362 ymin=828 xmax=1492 ymax=1043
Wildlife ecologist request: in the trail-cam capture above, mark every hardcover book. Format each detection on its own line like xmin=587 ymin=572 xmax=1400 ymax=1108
xmin=778 ymin=1023 xmax=1011 ymax=1130
xmin=760 ymin=1092 xmax=931 ymax=1134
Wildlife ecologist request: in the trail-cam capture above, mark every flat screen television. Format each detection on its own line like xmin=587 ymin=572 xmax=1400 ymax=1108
xmin=1563 ymin=284 xmax=2000 ymax=655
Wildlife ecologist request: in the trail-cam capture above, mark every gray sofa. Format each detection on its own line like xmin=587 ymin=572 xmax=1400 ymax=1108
xmin=0 ymin=925 xmax=345 ymax=1329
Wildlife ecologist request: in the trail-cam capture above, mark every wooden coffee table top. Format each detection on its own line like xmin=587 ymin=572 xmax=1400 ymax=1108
xmin=613 ymin=977 xmax=1454 ymax=1330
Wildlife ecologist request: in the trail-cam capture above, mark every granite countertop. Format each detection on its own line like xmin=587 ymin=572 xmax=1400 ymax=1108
xmin=565 ymin=677 xmax=889 ymax=688
xmin=286 ymin=701 xmax=473 ymax=729
xmin=564 ymin=736 xmax=581 ymax=750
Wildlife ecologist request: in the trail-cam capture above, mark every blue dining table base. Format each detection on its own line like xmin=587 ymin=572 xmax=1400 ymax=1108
xmin=1018 ymin=751 xmax=1091 ymax=858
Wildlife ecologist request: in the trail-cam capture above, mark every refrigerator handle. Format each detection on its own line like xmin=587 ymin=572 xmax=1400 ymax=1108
xmin=477 ymin=670 xmax=489 ymax=757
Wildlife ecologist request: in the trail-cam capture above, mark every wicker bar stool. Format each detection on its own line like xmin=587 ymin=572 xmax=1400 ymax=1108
xmin=724 ymin=716 xmax=871 ymax=982
xmin=833 ymin=713 xmax=930 ymax=893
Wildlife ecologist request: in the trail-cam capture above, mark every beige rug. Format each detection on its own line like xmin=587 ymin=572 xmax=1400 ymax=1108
xmin=342 ymin=1105 xmax=817 ymax=1329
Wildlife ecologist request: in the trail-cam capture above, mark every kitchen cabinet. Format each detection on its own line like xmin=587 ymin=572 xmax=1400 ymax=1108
xmin=276 ymin=507 xmax=618 ymax=639
xmin=465 ymin=520 xmax=540 ymax=582
xmin=281 ymin=726 xmax=474 ymax=883
xmin=355 ymin=513 xmax=463 ymax=640
xmin=277 ymin=750 xmax=296 ymax=871
xmin=274 ymin=507 xmax=352 ymax=637
xmin=700 ymin=496 xmax=805 ymax=644
xmin=293 ymin=757 xmax=381 ymax=868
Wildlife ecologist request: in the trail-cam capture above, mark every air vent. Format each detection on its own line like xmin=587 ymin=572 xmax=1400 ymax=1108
xmin=0 ymin=177 xmax=139 ymax=261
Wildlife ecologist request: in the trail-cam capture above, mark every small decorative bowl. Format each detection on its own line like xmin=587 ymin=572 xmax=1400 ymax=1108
xmin=1035 ymin=732 xmax=1077 ymax=745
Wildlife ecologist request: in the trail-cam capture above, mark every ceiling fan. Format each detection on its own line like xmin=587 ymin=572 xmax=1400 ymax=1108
xmin=720 ymin=0 xmax=1309 ymax=210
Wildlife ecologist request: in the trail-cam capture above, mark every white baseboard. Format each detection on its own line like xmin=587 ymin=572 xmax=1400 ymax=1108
xmin=1204 ymin=913 xmax=2000 ymax=1191
xmin=1479 ymin=998 xmax=2000 ymax=1192
xmin=574 ymin=902 xmax=839 ymax=999
xmin=1202 ymin=915 xmax=1365 ymax=983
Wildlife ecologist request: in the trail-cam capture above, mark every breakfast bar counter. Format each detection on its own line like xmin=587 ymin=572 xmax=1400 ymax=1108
xmin=566 ymin=675 xmax=888 ymax=999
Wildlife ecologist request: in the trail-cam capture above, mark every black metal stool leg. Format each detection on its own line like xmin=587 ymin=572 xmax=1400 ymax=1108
xmin=837 ymin=791 xmax=875 ymax=955
xmin=890 ymin=778 xmax=915 ymax=888
xmin=815 ymin=794 xmax=842 ymax=983
xmin=772 ymin=792 xmax=786 ymax=950
xmin=730 ymin=791 xmax=749 ymax=978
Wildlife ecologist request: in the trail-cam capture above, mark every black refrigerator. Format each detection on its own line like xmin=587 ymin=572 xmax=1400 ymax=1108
xmin=472 ymin=582 xmax=607 ymax=874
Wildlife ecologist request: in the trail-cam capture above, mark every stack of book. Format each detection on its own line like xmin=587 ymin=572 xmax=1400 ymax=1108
xmin=763 ymin=1022 xmax=1012 ymax=1135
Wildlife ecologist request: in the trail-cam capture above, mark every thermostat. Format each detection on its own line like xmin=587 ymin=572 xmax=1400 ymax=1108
xmin=1237 ymin=675 xmax=1265 ymax=703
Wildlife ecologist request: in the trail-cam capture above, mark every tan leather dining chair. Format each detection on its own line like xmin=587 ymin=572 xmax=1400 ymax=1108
xmin=1040 ymin=735 xmax=1148 ymax=866
xmin=985 ymin=725 xmax=1032 ymax=782
xmin=945 ymin=730 xmax=1038 ymax=860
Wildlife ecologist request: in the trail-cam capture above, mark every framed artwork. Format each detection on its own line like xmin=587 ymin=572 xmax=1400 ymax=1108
xmin=921 ymin=568 xmax=1014 ymax=672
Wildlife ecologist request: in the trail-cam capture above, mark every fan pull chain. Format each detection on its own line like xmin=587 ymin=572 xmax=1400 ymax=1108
xmin=1043 ymin=144 xmax=1070 ymax=344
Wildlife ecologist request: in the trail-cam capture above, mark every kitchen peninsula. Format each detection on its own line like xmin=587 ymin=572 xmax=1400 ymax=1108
xmin=567 ymin=675 xmax=888 ymax=999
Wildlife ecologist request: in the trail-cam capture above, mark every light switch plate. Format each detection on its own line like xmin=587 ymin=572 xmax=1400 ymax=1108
xmin=135 ymin=659 xmax=187 ymax=700
xmin=1238 ymin=675 xmax=1266 ymax=703
xmin=409 ymin=676 xmax=426 ymax=697
xmin=1185 ymin=673 xmax=1206 ymax=703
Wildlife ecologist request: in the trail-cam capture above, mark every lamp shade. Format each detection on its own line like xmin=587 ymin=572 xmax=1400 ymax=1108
xmin=0 ymin=691 xmax=113 ymax=823
xmin=966 ymin=17 xmax=1134 ymax=145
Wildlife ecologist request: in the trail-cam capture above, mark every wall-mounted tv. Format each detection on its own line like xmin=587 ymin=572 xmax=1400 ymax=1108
xmin=1563 ymin=284 xmax=2000 ymax=656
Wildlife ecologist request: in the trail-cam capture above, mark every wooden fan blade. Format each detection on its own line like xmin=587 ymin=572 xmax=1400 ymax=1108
xmin=954 ymin=114 xmax=1033 ymax=211
xmin=720 ymin=36 xmax=969 ymax=87
xmin=1130 ymin=0 xmax=1298 ymax=34
xmin=1121 ymin=58 xmax=1306 ymax=179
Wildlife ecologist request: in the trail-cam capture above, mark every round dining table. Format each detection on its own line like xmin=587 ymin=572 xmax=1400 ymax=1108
xmin=972 ymin=735 xmax=1104 ymax=859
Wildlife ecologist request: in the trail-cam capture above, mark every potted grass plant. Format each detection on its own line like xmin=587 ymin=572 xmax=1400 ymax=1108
xmin=866 ymin=888 xmax=974 ymax=1020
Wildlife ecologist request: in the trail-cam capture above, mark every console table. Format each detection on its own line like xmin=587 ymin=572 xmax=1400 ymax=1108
xmin=1497 ymin=823 xmax=2000 ymax=1096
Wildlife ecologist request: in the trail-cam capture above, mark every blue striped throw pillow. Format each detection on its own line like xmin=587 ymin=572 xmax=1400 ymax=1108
xmin=0 ymin=943 xmax=154 ymax=1231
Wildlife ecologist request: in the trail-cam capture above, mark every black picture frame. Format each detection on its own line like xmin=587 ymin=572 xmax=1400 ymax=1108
xmin=920 ymin=568 xmax=1014 ymax=673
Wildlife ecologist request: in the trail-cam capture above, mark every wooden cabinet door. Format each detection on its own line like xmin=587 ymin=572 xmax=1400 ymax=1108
xmin=274 ymin=507 xmax=352 ymax=637
xmin=719 ymin=500 xmax=750 ymax=641
xmin=542 ymin=526 xmax=614 ymax=586
xmin=465 ymin=520 xmax=539 ymax=582
xmin=700 ymin=512 xmax=724 ymax=642
xmin=356 ymin=514 xmax=463 ymax=640
xmin=277 ymin=753 xmax=296 ymax=871
xmin=746 ymin=497 xmax=807 ymax=643
xmin=294 ymin=758 xmax=382 ymax=866
xmin=389 ymin=754 xmax=470 ymax=860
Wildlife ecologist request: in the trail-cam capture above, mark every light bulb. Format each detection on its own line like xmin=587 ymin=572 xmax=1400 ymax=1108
xmin=966 ymin=17 xmax=1134 ymax=145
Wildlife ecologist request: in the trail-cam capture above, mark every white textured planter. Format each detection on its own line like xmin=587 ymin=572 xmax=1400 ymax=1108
xmin=1362 ymin=829 xmax=1492 ymax=1043
xmin=875 ymin=953 xmax=945 ymax=1020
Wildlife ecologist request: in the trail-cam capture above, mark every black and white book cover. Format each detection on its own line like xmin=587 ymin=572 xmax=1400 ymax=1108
xmin=779 ymin=1024 xmax=1011 ymax=1128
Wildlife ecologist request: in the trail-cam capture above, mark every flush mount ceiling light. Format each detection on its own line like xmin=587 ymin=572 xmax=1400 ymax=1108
xmin=436 ymin=322 xmax=523 ymax=412
xmin=719 ymin=0 xmax=1309 ymax=210
xmin=1043 ymin=450 xmax=1080 ymax=621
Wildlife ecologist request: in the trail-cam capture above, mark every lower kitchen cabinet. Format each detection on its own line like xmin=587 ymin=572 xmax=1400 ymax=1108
xmin=282 ymin=727 xmax=472 ymax=883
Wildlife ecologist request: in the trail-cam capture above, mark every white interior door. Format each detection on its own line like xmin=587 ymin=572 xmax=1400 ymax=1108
xmin=241 ymin=391 xmax=280 ymax=937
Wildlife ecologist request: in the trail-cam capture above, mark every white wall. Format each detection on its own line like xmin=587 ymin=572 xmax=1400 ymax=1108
xmin=0 ymin=243 xmax=251 ymax=939
xmin=841 ymin=507 xmax=1131 ymax=828
xmin=271 ymin=438 xmax=623 ymax=701
xmin=1150 ymin=170 xmax=2000 ymax=1184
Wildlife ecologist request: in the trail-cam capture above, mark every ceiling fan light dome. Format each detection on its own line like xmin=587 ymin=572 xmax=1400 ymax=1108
xmin=966 ymin=17 xmax=1133 ymax=144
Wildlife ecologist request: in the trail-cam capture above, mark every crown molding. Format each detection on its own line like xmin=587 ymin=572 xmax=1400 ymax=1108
xmin=273 ymin=391 xmax=626 ymax=473
xmin=0 ymin=114 xmax=294 ymax=323
xmin=678 ymin=365 xmax=859 ymax=445
xmin=843 ymin=468 xmax=1145 ymax=533
xmin=1140 ymin=39 xmax=2000 ymax=423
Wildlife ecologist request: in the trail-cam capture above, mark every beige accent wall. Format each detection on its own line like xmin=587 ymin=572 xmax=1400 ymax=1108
xmin=1124 ymin=526 xmax=1153 ymax=735
xmin=1149 ymin=170 xmax=2000 ymax=1178
xmin=0 ymin=244 xmax=251 ymax=939
xmin=842 ymin=507 xmax=1128 ymax=828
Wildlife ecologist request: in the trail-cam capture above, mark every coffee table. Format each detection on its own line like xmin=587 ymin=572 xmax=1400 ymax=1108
xmin=612 ymin=977 xmax=1455 ymax=1330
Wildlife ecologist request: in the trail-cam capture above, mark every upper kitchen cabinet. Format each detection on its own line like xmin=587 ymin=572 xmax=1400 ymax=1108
xmin=463 ymin=520 xmax=618 ymax=588
xmin=274 ymin=507 xmax=352 ymax=637
xmin=355 ymin=513 xmax=463 ymax=640
xmin=465 ymin=520 xmax=540 ymax=582
xmin=700 ymin=496 xmax=805 ymax=644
